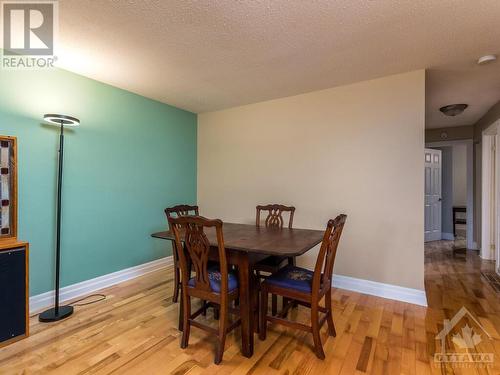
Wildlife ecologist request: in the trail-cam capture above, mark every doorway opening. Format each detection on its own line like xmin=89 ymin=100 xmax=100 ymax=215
xmin=424 ymin=140 xmax=475 ymax=252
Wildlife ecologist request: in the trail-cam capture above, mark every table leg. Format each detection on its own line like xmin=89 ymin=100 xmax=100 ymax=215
xmin=237 ymin=252 xmax=254 ymax=357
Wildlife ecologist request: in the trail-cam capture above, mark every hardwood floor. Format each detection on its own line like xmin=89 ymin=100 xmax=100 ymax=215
xmin=1 ymin=241 xmax=500 ymax=374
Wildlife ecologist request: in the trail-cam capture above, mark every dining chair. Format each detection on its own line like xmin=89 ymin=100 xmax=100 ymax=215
xmin=169 ymin=215 xmax=241 ymax=365
xmin=254 ymin=204 xmax=296 ymax=315
xmin=259 ymin=214 xmax=347 ymax=359
xmin=164 ymin=204 xmax=199 ymax=303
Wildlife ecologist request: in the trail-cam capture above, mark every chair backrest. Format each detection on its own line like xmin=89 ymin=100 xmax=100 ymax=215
xmin=165 ymin=206 xmax=200 ymax=265
xmin=312 ymin=215 xmax=347 ymax=298
xmin=168 ymin=215 xmax=229 ymax=296
xmin=165 ymin=204 xmax=199 ymax=227
xmin=256 ymin=204 xmax=296 ymax=229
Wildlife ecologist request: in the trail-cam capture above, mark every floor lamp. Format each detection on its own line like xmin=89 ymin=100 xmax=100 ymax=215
xmin=39 ymin=114 xmax=80 ymax=322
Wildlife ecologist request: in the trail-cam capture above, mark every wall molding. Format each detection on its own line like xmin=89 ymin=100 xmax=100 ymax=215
xmin=30 ymin=256 xmax=427 ymax=313
xmin=333 ymin=274 xmax=428 ymax=307
xmin=30 ymin=256 xmax=173 ymax=314
xmin=479 ymin=248 xmax=494 ymax=261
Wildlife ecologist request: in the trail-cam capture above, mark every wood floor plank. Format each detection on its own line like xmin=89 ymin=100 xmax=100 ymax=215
xmin=1 ymin=240 xmax=500 ymax=374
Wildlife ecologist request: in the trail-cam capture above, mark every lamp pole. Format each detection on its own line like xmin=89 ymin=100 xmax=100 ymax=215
xmin=39 ymin=114 xmax=79 ymax=322
xmin=54 ymin=121 xmax=64 ymax=316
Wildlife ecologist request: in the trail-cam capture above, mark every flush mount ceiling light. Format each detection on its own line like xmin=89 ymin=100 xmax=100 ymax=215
xmin=43 ymin=114 xmax=80 ymax=127
xmin=477 ymin=55 xmax=497 ymax=65
xmin=439 ymin=104 xmax=468 ymax=117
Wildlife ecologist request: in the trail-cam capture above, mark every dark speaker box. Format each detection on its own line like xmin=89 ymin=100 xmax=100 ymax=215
xmin=0 ymin=241 xmax=29 ymax=347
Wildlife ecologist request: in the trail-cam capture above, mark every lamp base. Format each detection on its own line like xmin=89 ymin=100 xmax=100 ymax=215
xmin=39 ymin=305 xmax=74 ymax=322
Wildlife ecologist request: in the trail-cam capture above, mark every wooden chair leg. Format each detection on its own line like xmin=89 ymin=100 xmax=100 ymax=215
xmin=286 ymin=257 xmax=298 ymax=309
xmin=214 ymin=306 xmax=220 ymax=320
xmin=215 ymin=304 xmax=228 ymax=364
xmin=282 ymin=297 xmax=289 ymax=317
xmin=180 ymin=293 xmax=191 ymax=349
xmin=271 ymin=294 xmax=278 ymax=316
xmin=173 ymin=266 xmax=180 ymax=303
xmin=178 ymin=292 xmax=183 ymax=331
xmin=259 ymin=285 xmax=268 ymax=340
xmin=325 ymin=290 xmax=336 ymax=337
xmin=201 ymin=300 xmax=207 ymax=316
xmin=311 ymin=304 xmax=325 ymax=360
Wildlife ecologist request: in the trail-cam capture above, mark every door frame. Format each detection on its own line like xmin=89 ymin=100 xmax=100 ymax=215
xmin=426 ymin=139 xmax=475 ymax=250
xmin=481 ymin=119 xmax=500 ymax=271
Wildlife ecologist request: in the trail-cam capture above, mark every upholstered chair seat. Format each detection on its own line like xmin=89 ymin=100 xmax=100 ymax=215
xmin=265 ymin=266 xmax=315 ymax=293
xmin=188 ymin=266 xmax=238 ymax=293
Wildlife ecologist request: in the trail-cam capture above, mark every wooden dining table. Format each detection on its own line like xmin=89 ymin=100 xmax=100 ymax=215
xmin=151 ymin=222 xmax=324 ymax=357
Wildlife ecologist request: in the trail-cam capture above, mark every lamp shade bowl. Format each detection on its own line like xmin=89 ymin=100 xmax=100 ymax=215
xmin=43 ymin=114 xmax=80 ymax=127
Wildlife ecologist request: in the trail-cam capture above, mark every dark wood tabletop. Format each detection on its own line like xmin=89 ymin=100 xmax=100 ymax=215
xmin=151 ymin=222 xmax=324 ymax=256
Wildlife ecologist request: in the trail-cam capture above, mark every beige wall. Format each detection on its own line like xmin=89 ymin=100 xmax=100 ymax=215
xmin=198 ymin=70 xmax=426 ymax=290
xmin=425 ymin=125 xmax=474 ymax=143
xmin=474 ymin=100 xmax=500 ymax=141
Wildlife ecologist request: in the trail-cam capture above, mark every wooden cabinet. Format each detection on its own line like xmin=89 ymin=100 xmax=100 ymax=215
xmin=0 ymin=240 xmax=29 ymax=347
xmin=0 ymin=134 xmax=28 ymax=347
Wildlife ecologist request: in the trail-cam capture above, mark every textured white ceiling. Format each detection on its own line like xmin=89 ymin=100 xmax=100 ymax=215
xmin=426 ymin=60 xmax=500 ymax=129
xmin=56 ymin=0 xmax=500 ymax=123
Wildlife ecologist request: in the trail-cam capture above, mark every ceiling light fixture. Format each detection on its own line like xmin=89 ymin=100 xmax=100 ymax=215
xmin=477 ymin=55 xmax=497 ymax=65
xmin=439 ymin=104 xmax=468 ymax=116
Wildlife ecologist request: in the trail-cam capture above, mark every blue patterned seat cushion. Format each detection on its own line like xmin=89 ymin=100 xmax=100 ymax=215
xmin=266 ymin=266 xmax=315 ymax=293
xmin=188 ymin=266 xmax=238 ymax=293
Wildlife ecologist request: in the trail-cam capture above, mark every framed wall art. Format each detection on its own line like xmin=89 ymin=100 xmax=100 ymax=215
xmin=0 ymin=136 xmax=17 ymax=240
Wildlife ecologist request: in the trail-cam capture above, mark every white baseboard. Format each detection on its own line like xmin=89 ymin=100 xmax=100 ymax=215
xmin=479 ymin=246 xmax=495 ymax=260
xmin=442 ymin=233 xmax=455 ymax=241
xmin=30 ymin=256 xmax=173 ymax=314
xmin=30 ymin=256 xmax=427 ymax=313
xmin=480 ymin=253 xmax=494 ymax=260
xmin=333 ymin=274 xmax=427 ymax=307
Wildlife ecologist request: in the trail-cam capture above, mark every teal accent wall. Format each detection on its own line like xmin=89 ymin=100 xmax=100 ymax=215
xmin=0 ymin=68 xmax=197 ymax=296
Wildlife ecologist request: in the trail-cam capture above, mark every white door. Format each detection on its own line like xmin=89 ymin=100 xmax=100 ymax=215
xmin=425 ymin=148 xmax=442 ymax=242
